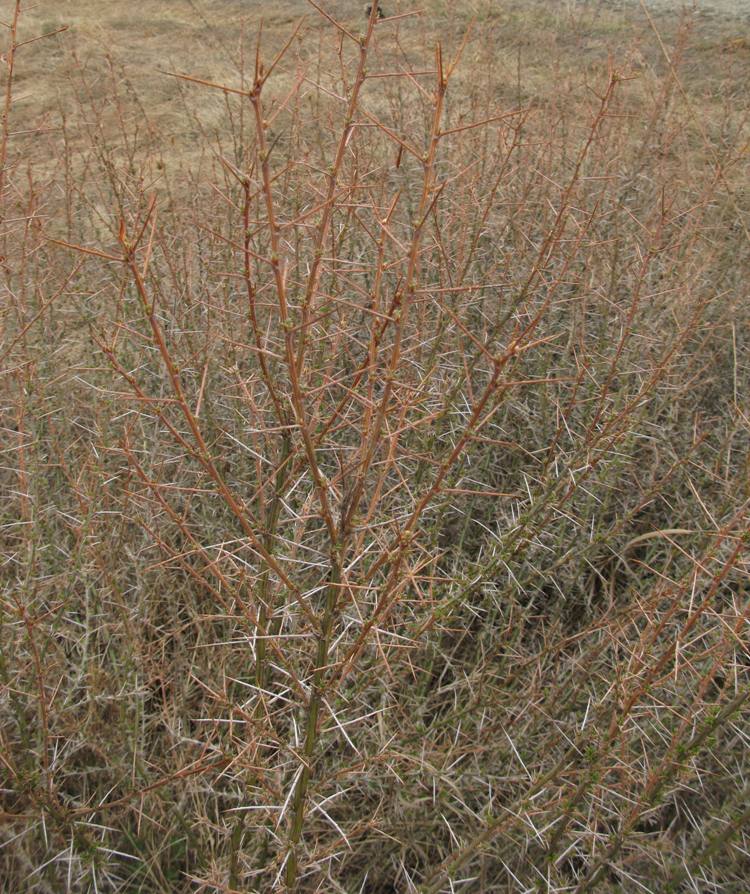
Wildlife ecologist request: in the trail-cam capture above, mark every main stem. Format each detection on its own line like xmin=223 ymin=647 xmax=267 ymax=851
xmin=284 ymin=557 xmax=341 ymax=887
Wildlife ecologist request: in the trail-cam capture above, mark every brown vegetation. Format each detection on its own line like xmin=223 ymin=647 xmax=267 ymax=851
xmin=1 ymin=1 xmax=749 ymax=891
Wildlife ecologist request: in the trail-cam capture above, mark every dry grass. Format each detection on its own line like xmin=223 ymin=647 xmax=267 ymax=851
xmin=1 ymin=1 xmax=749 ymax=892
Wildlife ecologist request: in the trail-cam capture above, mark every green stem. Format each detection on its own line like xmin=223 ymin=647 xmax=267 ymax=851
xmin=255 ymin=432 xmax=292 ymax=694
xmin=284 ymin=559 xmax=341 ymax=888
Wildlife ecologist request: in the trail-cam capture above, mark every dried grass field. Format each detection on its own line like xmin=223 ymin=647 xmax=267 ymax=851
xmin=2 ymin=1 xmax=750 ymax=892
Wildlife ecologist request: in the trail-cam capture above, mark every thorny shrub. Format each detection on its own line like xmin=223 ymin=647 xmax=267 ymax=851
xmin=1 ymin=2 xmax=749 ymax=892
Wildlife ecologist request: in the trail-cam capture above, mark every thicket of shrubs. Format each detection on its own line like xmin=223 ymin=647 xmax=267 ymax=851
xmin=2 ymin=2 xmax=748 ymax=891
